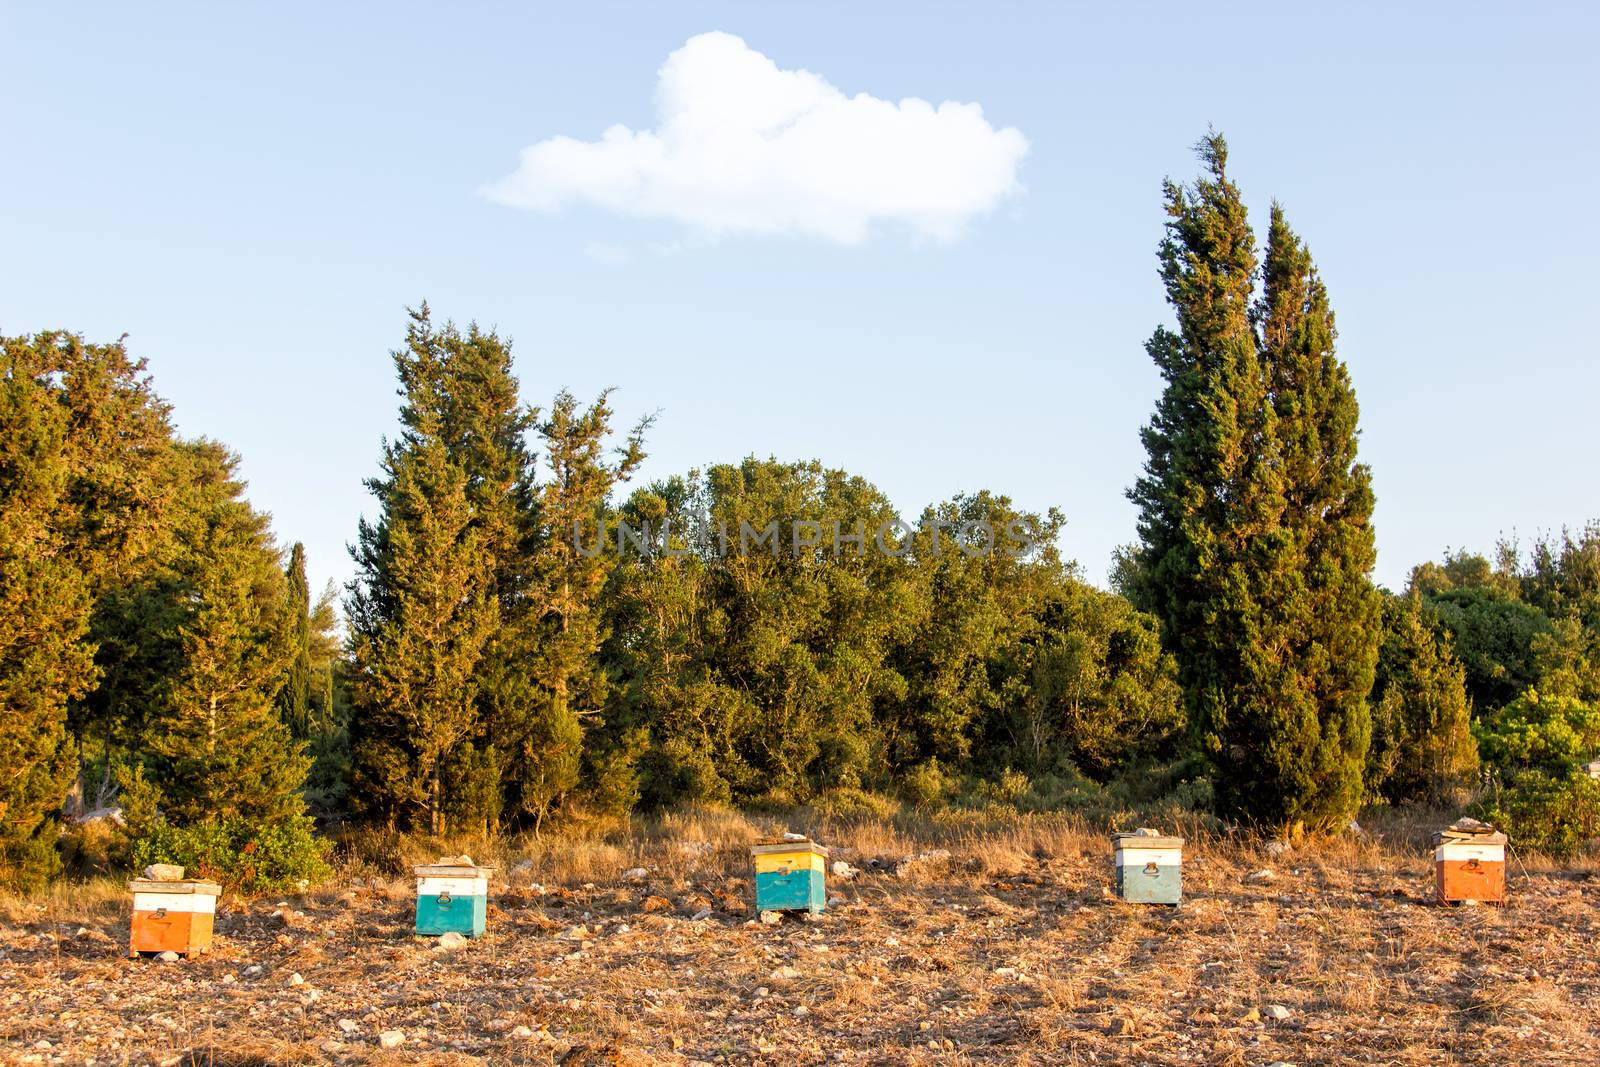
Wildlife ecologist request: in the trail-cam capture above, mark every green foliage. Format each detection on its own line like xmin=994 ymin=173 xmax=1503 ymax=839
xmin=898 ymin=760 xmax=954 ymax=810
xmin=1421 ymin=584 xmax=1549 ymax=712
xmin=1367 ymin=593 xmax=1478 ymax=804
xmin=347 ymin=308 xmax=649 ymax=835
xmin=131 ymin=812 xmax=331 ymax=893
xmin=0 ymin=334 xmax=95 ymax=889
xmin=494 ymin=387 xmax=648 ymax=829
xmin=278 ymin=543 xmax=313 ymax=737
xmin=584 ymin=726 xmax=647 ymax=822
xmin=1473 ymin=689 xmax=1600 ymax=776
xmin=598 ymin=459 xmax=1183 ymax=815
xmin=1472 ymin=769 xmax=1600 ymax=858
xmin=1127 ymin=134 xmax=1379 ymax=832
xmin=1008 ymin=582 xmax=1184 ymax=780
xmin=1470 ymin=685 xmax=1600 ymax=856
xmin=141 ymin=443 xmax=306 ymax=827
xmin=348 ymin=309 xmax=499 ymax=834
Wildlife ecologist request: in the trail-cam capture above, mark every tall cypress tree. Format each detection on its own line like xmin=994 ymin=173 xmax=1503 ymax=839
xmin=502 ymin=388 xmax=646 ymax=831
xmin=514 ymin=389 xmax=647 ymax=832
xmin=431 ymin=315 xmax=539 ymax=834
xmin=347 ymin=311 xmax=498 ymax=833
xmin=1129 ymin=134 xmax=1379 ymax=832
xmin=277 ymin=542 xmax=313 ymax=739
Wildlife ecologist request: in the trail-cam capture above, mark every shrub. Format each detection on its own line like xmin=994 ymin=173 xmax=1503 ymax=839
xmin=1473 ymin=689 xmax=1600 ymax=775
xmin=808 ymin=787 xmax=900 ymax=820
xmin=898 ymin=759 xmax=953 ymax=810
xmin=131 ymin=814 xmax=331 ymax=893
xmin=1472 ymin=769 xmax=1600 ymax=857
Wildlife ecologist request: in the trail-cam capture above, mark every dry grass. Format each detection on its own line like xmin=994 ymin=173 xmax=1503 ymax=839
xmin=1 ymin=808 xmax=1597 ymax=1065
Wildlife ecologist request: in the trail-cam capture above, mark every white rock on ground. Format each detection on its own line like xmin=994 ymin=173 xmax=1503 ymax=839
xmin=435 ymin=931 xmax=467 ymax=950
xmin=156 ymin=951 xmax=180 ymax=962
xmin=759 ymin=910 xmax=781 ymax=925
xmin=1265 ymin=1004 xmax=1292 ymax=1021
xmin=378 ymin=1029 xmax=405 ymax=1049
xmin=622 ymin=867 xmax=649 ymax=882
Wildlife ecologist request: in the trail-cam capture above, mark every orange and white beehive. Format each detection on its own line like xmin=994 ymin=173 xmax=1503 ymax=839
xmin=1432 ymin=819 xmax=1507 ymax=906
xmin=128 ymin=869 xmax=221 ymax=958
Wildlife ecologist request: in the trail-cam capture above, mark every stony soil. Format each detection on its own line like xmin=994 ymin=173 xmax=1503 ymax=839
xmin=2 ymin=821 xmax=1597 ymax=1065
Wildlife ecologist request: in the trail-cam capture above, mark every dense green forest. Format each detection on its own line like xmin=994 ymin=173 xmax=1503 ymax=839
xmin=3 ymin=136 xmax=1598 ymax=892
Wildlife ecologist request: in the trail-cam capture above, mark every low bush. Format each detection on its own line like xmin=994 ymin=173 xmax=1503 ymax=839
xmin=1472 ymin=769 xmax=1600 ymax=858
xmin=131 ymin=814 xmax=331 ymax=893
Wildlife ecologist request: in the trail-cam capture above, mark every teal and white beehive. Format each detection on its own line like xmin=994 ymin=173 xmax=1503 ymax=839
xmin=752 ymin=836 xmax=828 ymax=915
xmin=1112 ymin=829 xmax=1183 ymax=905
xmin=414 ymin=859 xmax=494 ymax=937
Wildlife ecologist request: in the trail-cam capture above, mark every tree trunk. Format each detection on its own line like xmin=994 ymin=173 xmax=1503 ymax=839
xmin=430 ymin=766 xmax=441 ymax=837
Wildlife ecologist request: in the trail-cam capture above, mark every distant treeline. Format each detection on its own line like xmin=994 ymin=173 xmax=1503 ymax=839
xmin=3 ymin=133 xmax=1597 ymax=892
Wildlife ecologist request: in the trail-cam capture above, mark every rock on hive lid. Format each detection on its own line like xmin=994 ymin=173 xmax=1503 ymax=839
xmin=1432 ymin=817 xmax=1508 ymax=846
xmin=1112 ymin=828 xmax=1184 ymax=849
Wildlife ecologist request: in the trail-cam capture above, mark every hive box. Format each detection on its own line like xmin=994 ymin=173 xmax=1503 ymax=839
xmin=752 ymin=839 xmax=828 ymax=914
xmin=1112 ymin=831 xmax=1183 ymax=905
xmin=128 ymin=879 xmax=221 ymax=958
xmin=1433 ymin=827 xmax=1507 ymax=905
xmin=414 ymin=863 xmax=494 ymax=936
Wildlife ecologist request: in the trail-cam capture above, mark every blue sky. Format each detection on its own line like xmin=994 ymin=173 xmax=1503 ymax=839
xmin=3 ymin=2 xmax=1597 ymax=598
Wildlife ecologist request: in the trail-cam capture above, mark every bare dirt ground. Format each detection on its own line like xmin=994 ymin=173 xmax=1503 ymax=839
xmin=2 ymin=811 xmax=1598 ymax=1066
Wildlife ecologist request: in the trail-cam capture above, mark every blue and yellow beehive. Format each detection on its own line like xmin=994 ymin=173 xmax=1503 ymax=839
xmin=752 ymin=837 xmax=828 ymax=914
xmin=413 ymin=860 xmax=494 ymax=937
xmin=1112 ymin=829 xmax=1183 ymax=905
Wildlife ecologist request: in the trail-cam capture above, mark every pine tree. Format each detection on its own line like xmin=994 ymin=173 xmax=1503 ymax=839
xmin=1129 ymin=134 xmax=1379 ymax=832
xmin=142 ymin=444 xmax=308 ymax=826
xmin=0 ymin=335 xmax=95 ymax=890
xmin=347 ymin=311 xmax=498 ymax=833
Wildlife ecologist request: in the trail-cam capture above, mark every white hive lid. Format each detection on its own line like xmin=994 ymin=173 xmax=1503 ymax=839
xmin=414 ymin=864 xmax=496 ymax=878
xmin=128 ymin=879 xmax=221 ymax=895
xmin=1112 ymin=829 xmax=1184 ymax=850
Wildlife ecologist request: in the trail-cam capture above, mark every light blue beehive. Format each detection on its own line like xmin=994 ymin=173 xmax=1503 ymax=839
xmin=1112 ymin=829 xmax=1183 ymax=905
xmin=414 ymin=860 xmax=494 ymax=937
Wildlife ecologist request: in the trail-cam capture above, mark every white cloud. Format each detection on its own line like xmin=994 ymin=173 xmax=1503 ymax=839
xmin=482 ymin=32 xmax=1029 ymax=244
